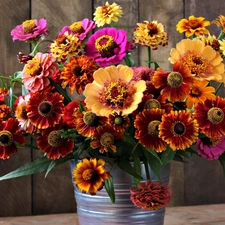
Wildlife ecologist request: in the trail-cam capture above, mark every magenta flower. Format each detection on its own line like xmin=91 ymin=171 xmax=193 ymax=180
xmin=22 ymin=52 xmax=58 ymax=92
xmin=59 ymin=18 xmax=95 ymax=40
xmin=11 ymin=18 xmax=48 ymax=42
xmin=85 ymin=27 xmax=132 ymax=66
xmin=130 ymin=180 xmax=171 ymax=210
xmin=197 ymin=136 xmax=225 ymax=160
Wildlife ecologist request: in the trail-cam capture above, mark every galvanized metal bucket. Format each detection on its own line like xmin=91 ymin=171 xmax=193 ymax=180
xmin=70 ymin=160 xmax=170 ymax=225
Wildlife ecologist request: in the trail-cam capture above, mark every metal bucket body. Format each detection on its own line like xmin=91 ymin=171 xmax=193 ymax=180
xmin=70 ymin=160 xmax=170 ymax=225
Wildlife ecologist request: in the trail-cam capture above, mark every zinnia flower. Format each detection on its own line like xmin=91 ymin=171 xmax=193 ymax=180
xmin=73 ymin=158 xmax=111 ymax=195
xmin=133 ymin=20 xmax=168 ymax=49
xmin=83 ymin=65 xmax=146 ymax=117
xmin=176 ymin=15 xmax=210 ymax=37
xmin=152 ymin=62 xmax=194 ymax=102
xmin=59 ymin=18 xmax=95 ymax=40
xmin=22 ymin=52 xmax=58 ymax=92
xmin=130 ymin=180 xmax=172 ymax=210
xmin=11 ymin=18 xmax=48 ymax=41
xmin=85 ymin=27 xmax=131 ymax=66
xmin=134 ymin=108 xmax=167 ymax=152
xmin=212 ymin=15 xmax=225 ymax=32
xmin=49 ymin=31 xmax=82 ymax=62
xmin=61 ymin=55 xmax=100 ymax=94
xmin=0 ymin=118 xmax=26 ymax=160
xmin=196 ymin=136 xmax=225 ymax=160
xmin=168 ymin=39 xmax=225 ymax=82
xmin=186 ymin=79 xmax=216 ymax=109
xmin=0 ymin=104 xmax=11 ymax=120
xmin=93 ymin=1 xmax=123 ymax=27
xmin=37 ymin=123 xmax=74 ymax=160
xmin=193 ymin=96 xmax=225 ymax=139
xmin=159 ymin=110 xmax=199 ymax=150
xmin=26 ymin=91 xmax=64 ymax=129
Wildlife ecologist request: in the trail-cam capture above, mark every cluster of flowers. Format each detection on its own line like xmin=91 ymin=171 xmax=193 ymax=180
xmin=1 ymin=2 xmax=225 ymax=211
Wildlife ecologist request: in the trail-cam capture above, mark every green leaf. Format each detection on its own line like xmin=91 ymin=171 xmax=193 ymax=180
xmin=0 ymin=157 xmax=52 ymax=181
xmin=133 ymin=155 xmax=141 ymax=187
xmin=104 ymin=177 xmax=115 ymax=203
xmin=160 ymin=145 xmax=176 ymax=167
xmin=123 ymin=52 xmax=135 ymax=67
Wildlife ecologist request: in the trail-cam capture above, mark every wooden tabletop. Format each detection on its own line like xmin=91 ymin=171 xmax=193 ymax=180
xmin=1 ymin=204 xmax=225 ymax=225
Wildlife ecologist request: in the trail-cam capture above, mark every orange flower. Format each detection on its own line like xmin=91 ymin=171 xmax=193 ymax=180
xmin=176 ymin=15 xmax=210 ymax=37
xmin=212 ymin=15 xmax=225 ymax=32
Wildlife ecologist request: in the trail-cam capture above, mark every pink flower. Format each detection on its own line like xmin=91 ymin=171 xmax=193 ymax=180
xmin=59 ymin=18 xmax=95 ymax=40
xmin=130 ymin=180 xmax=171 ymax=210
xmin=11 ymin=18 xmax=48 ymax=41
xmin=197 ymin=136 xmax=225 ymax=160
xmin=85 ymin=27 xmax=132 ymax=66
xmin=22 ymin=52 xmax=58 ymax=92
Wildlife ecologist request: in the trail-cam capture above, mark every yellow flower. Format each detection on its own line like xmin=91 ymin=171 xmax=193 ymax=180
xmin=212 ymin=15 xmax=225 ymax=32
xmin=169 ymin=39 xmax=225 ymax=82
xmin=133 ymin=20 xmax=168 ymax=49
xmin=176 ymin=15 xmax=210 ymax=37
xmin=83 ymin=65 xmax=146 ymax=117
xmin=93 ymin=1 xmax=123 ymax=27
xmin=219 ymin=39 xmax=225 ymax=56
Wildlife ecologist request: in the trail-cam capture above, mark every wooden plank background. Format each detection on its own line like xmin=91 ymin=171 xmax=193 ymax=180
xmin=0 ymin=0 xmax=225 ymax=216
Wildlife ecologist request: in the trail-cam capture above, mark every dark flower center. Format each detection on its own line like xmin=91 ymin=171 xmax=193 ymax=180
xmin=190 ymin=86 xmax=201 ymax=97
xmin=0 ymin=131 xmax=13 ymax=147
xmin=207 ymin=107 xmax=224 ymax=124
xmin=148 ymin=120 xmax=160 ymax=136
xmin=173 ymin=122 xmax=185 ymax=135
xmin=100 ymin=132 xmax=114 ymax=147
xmin=82 ymin=169 xmax=98 ymax=182
xmin=144 ymin=99 xmax=161 ymax=109
xmin=47 ymin=130 xmax=64 ymax=147
xmin=167 ymin=72 xmax=183 ymax=87
xmin=192 ymin=57 xmax=203 ymax=65
xmin=189 ymin=19 xmax=201 ymax=29
xmin=147 ymin=23 xmax=158 ymax=36
xmin=38 ymin=101 xmax=53 ymax=116
xmin=83 ymin=111 xmax=98 ymax=126
xmin=72 ymin=65 xmax=83 ymax=77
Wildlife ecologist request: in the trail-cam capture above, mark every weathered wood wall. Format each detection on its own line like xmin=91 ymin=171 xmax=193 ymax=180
xmin=1 ymin=0 xmax=225 ymax=217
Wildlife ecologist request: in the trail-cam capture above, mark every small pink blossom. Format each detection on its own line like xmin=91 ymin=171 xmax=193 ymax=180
xmin=22 ymin=52 xmax=58 ymax=92
xmin=11 ymin=18 xmax=48 ymax=41
xmin=197 ymin=136 xmax=225 ymax=160
xmin=130 ymin=180 xmax=171 ymax=210
xmin=85 ymin=27 xmax=132 ymax=66
xmin=59 ymin=18 xmax=95 ymax=40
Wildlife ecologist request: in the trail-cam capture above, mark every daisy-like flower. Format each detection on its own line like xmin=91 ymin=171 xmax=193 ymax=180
xmin=186 ymin=79 xmax=216 ymax=109
xmin=26 ymin=91 xmax=64 ymax=129
xmin=22 ymin=52 xmax=58 ymax=92
xmin=168 ymin=39 xmax=225 ymax=82
xmin=73 ymin=158 xmax=111 ymax=195
xmin=11 ymin=18 xmax=48 ymax=42
xmin=49 ymin=31 xmax=82 ymax=62
xmin=93 ymin=1 xmax=123 ymax=27
xmin=108 ymin=112 xmax=130 ymax=133
xmin=152 ymin=62 xmax=194 ymax=102
xmin=59 ymin=18 xmax=95 ymax=40
xmin=61 ymin=55 xmax=100 ymax=94
xmin=176 ymin=15 xmax=210 ymax=37
xmin=193 ymin=96 xmax=225 ymax=139
xmin=0 ymin=118 xmax=25 ymax=160
xmin=84 ymin=27 xmax=131 ymax=66
xmin=83 ymin=65 xmax=146 ymax=117
xmin=90 ymin=124 xmax=123 ymax=153
xmin=130 ymin=180 xmax=172 ymax=210
xmin=14 ymin=93 xmax=38 ymax=133
xmin=196 ymin=136 xmax=225 ymax=160
xmin=134 ymin=108 xmax=167 ymax=152
xmin=212 ymin=15 xmax=225 ymax=32
xmin=159 ymin=110 xmax=199 ymax=151
xmin=37 ymin=123 xmax=74 ymax=160
xmin=133 ymin=20 xmax=168 ymax=50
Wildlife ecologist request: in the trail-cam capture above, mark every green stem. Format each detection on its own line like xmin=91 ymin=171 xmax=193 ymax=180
xmin=218 ymin=31 xmax=225 ymax=40
xmin=215 ymin=82 xmax=223 ymax=95
xmin=143 ymin=158 xmax=150 ymax=180
xmin=31 ymin=39 xmax=53 ymax=56
xmin=148 ymin=46 xmax=151 ymax=68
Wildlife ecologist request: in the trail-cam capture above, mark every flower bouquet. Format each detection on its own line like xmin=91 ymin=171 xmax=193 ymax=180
xmin=1 ymin=1 xmax=225 ymax=214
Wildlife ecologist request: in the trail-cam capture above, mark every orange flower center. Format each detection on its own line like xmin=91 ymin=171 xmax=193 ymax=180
xmin=167 ymin=72 xmax=183 ymax=87
xmin=148 ymin=120 xmax=160 ymax=136
xmin=207 ymin=107 xmax=224 ymax=124
xmin=102 ymin=5 xmax=110 ymax=14
xmin=24 ymin=58 xmax=41 ymax=76
xmin=47 ymin=130 xmax=64 ymax=147
xmin=82 ymin=169 xmax=95 ymax=181
xmin=55 ymin=35 xmax=67 ymax=45
xmin=0 ymin=130 xmax=13 ymax=147
xmin=188 ymin=19 xmax=202 ymax=29
xmin=147 ymin=23 xmax=158 ymax=36
xmin=144 ymin=99 xmax=161 ymax=109
xmin=70 ymin=21 xmax=84 ymax=34
xmin=22 ymin=20 xmax=36 ymax=34
xmin=38 ymin=101 xmax=53 ymax=117
xmin=172 ymin=122 xmax=185 ymax=136
xmin=190 ymin=86 xmax=201 ymax=97
xmin=83 ymin=111 xmax=98 ymax=126
xmin=100 ymin=132 xmax=114 ymax=147
xmin=15 ymin=104 xmax=28 ymax=120
xmin=95 ymin=35 xmax=117 ymax=57
xmin=105 ymin=82 xmax=126 ymax=104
